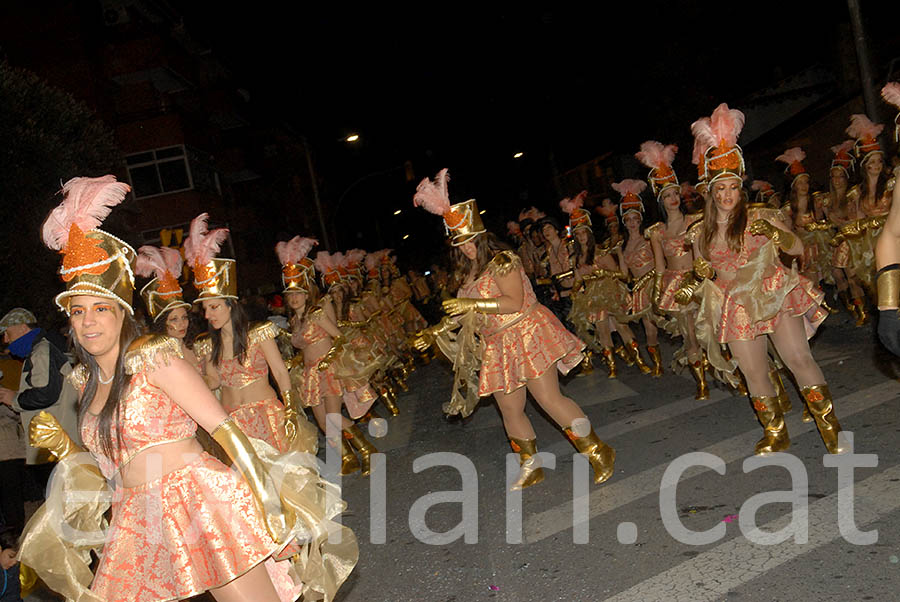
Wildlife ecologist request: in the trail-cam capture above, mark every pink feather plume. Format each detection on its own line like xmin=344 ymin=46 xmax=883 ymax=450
xmin=135 ymin=246 xmax=183 ymax=279
xmin=831 ymin=140 xmax=855 ymax=156
xmin=708 ymin=103 xmax=745 ymax=147
xmin=775 ymin=147 xmax=806 ymax=166
xmin=346 ymin=249 xmax=366 ymax=266
xmin=882 ymin=83 xmax=900 ymax=109
xmin=611 ymin=179 xmax=647 ymax=198
xmin=751 ymin=180 xmax=773 ymax=192
xmin=364 ymin=250 xmax=386 ymax=272
xmin=413 ymin=168 xmax=451 ymax=216
xmin=846 ymin=114 xmax=884 ymax=140
xmin=596 ymin=199 xmax=618 ymax=218
xmin=274 ymin=235 xmax=317 ymax=266
xmin=680 ymin=182 xmax=697 ymax=196
xmin=314 ymin=251 xmax=339 ymax=273
xmin=635 ymin=141 xmax=678 ymax=170
xmin=183 ymin=213 xmax=229 ymax=268
xmin=42 ymin=175 xmax=131 ymax=251
xmin=690 ymin=117 xmax=715 ymax=165
xmin=559 ymin=191 xmax=586 ymax=214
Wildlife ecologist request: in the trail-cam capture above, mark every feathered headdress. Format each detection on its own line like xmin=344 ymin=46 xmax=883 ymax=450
xmin=41 ymin=175 xmax=137 ymax=314
xmin=184 ymin=213 xmax=228 ymax=271
xmin=560 ymin=191 xmax=591 ymax=231
xmin=830 ymin=140 xmax=856 ymax=175
xmin=136 ymin=245 xmax=190 ymax=320
xmin=612 ymin=180 xmax=647 ymax=217
xmin=275 ymin=236 xmax=317 ymax=294
xmin=846 ymin=114 xmax=884 ymax=164
xmin=315 ymin=251 xmax=343 ymax=288
xmin=345 ymin=248 xmax=366 ymax=280
xmin=183 ymin=214 xmax=236 ymax=301
xmin=413 ymin=168 xmax=485 ymax=245
xmin=751 ymin=180 xmax=773 ymax=192
xmin=595 ymin=198 xmax=619 ymax=225
xmin=275 ymin=236 xmax=317 ymax=267
xmin=636 ymin=141 xmax=680 ymax=198
xmin=883 ymin=82 xmax=900 ymax=142
xmin=775 ymin=147 xmax=808 ymax=187
xmin=693 ymin=103 xmax=746 ymax=185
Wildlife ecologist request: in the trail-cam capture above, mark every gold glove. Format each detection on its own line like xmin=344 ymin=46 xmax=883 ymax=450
xmin=864 ymin=215 xmax=887 ymax=231
xmin=442 ymin=297 xmax=501 ymax=316
xmin=749 ymin=219 xmax=797 ymax=251
xmin=337 ymin=319 xmax=366 ymax=328
xmin=211 ymin=418 xmax=294 ymax=543
xmin=693 ymin=257 xmax=716 ymax=280
xmin=281 ymin=389 xmax=299 ymax=443
xmin=652 ymin=271 xmax=664 ymax=306
xmin=553 ymin=269 xmax=575 ymax=283
xmin=839 ymin=220 xmax=862 ymax=238
xmin=803 ymin=220 xmax=832 ymax=232
xmin=317 ymin=335 xmax=346 ymax=371
xmin=828 ymin=232 xmax=845 ymax=248
xmin=674 ymin=275 xmax=699 ymax=305
xmin=29 ymin=411 xmax=81 ymax=461
xmin=411 ymin=330 xmax=434 ymax=352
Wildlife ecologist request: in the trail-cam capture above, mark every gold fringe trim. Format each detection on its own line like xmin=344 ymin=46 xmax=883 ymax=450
xmin=488 ymin=251 xmax=521 ymax=278
xmin=124 ymin=334 xmax=184 ymax=375
xmin=248 ymin=320 xmax=280 ymax=346
xmin=193 ymin=334 xmax=212 ymax=359
xmin=67 ymin=364 xmax=88 ymax=391
xmin=644 ymin=222 xmax=664 ymax=240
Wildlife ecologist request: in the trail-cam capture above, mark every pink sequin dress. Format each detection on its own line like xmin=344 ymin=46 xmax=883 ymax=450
xmin=458 ymin=252 xmax=584 ymax=397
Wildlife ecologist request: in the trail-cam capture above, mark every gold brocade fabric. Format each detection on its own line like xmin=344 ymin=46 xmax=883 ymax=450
xmin=583 ymin=276 xmax=631 ymax=321
xmin=797 ymin=227 xmax=835 ymax=282
xmin=18 ymin=453 xmax=109 ymax=602
xmin=226 ymin=396 xmax=288 ymax=453
xmin=691 ymin=280 xmax=740 ymax=388
xmin=434 ymin=311 xmax=483 ymax=417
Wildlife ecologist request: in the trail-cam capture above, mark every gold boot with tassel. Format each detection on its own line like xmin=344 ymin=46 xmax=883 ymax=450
xmin=378 ymin=384 xmax=400 ymax=416
xmin=750 ymin=395 xmax=790 ymax=455
xmin=564 ymin=425 xmax=616 ymax=484
xmin=647 ymin=345 xmax=664 ymax=378
xmin=628 ymin=341 xmax=652 ymax=374
xmin=338 ymin=437 xmax=361 ymax=475
xmin=801 ymin=384 xmax=844 ymax=454
xmin=614 ymin=344 xmax=634 ymax=366
xmin=688 ymin=359 xmax=709 ymax=400
xmin=577 ymin=351 xmax=594 ymax=376
xmin=853 ymin=298 xmax=869 ymax=327
xmin=344 ymin=424 xmax=379 ymax=476
xmin=508 ymin=437 xmax=545 ymax=490
xmin=601 ymin=347 xmax=617 ymax=379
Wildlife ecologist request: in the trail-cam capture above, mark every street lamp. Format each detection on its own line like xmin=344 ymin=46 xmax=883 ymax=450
xmin=345 ymin=134 xmax=360 ymax=143
xmin=513 ymin=152 xmax=524 ymax=159
xmin=394 ymin=209 xmax=402 ymax=215
xmin=402 ymin=234 xmax=410 ymax=240
xmin=479 ymin=209 xmax=487 ymax=215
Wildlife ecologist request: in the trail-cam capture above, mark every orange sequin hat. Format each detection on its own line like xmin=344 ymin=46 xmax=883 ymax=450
xmin=136 ymin=245 xmax=190 ymax=321
xmin=275 ymin=236 xmax=317 ymax=293
xmin=612 ymin=179 xmax=647 ymax=218
xmin=775 ymin=147 xmax=809 ymax=189
xmin=635 ymin=141 xmax=680 ymax=199
xmin=315 ymin=251 xmax=344 ymax=290
xmin=829 ymin=140 xmax=856 ymax=178
xmin=183 ymin=213 xmax=237 ymax=302
xmin=560 ymin=191 xmax=592 ymax=232
xmin=41 ymin=176 xmax=136 ymax=315
xmin=413 ymin=169 xmax=486 ymax=246
xmin=846 ymin=114 xmax=884 ymax=166
xmin=692 ymin=103 xmax=746 ymax=186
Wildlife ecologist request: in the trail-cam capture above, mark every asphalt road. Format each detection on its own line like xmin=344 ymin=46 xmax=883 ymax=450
xmin=24 ymin=308 xmax=900 ymax=602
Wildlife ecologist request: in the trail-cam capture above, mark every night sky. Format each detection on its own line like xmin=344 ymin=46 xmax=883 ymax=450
xmin=174 ymin=3 xmax=896 ymax=255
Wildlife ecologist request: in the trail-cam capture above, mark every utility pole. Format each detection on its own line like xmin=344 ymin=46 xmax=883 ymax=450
xmin=301 ymin=136 xmax=332 ymax=251
xmin=847 ymin=0 xmax=881 ymax=122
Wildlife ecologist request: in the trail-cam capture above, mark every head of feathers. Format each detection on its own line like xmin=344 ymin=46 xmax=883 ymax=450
xmin=692 ymin=104 xmax=746 ymax=185
xmin=136 ymin=246 xmax=183 ymax=295
xmin=775 ymin=147 xmax=809 ymax=183
xmin=183 ymin=213 xmax=229 ymax=270
xmin=636 ymin=141 xmax=680 ymax=198
xmin=274 ymin=236 xmax=317 ymax=267
xmin=42 ymin=175 xmax=131 ymax=252
xmin=612 ymin=180 xmax=646 ymax=217
xmin=846 ymin=114 xmax=884 ymax=164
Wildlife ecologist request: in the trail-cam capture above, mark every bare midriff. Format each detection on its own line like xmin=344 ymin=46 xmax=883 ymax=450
xmin=119 ymin=437 xmax=205 ymax=488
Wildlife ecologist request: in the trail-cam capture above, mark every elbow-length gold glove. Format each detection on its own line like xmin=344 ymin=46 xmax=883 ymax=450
xmin=442 ymin=297 xmax=501 ymax=316
xmin=693 ymin=256 xmax=716 ymax=281
xmin=749 ymin=219 xmax=797 ymax=252
xmin=281 ymin=389 xmax=299 ymax=443
xmin=29 ymin=411 xmax=81 ymax=461
xmin=211 ymin=418 xmax=294 ymax=543
xmin=652 ymin=271 xmax=664 ymax=306
xmin=317 ymin=335 xmax=346 ymax=371
xmin=411 ymin=317 xmax=455 ymax=352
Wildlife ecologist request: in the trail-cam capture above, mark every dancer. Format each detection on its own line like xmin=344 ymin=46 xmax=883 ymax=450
xmin=187 ymin=214 xmax=294 ymax=452
xmin=636 ymin=141 xmax=708 ymax=397
xmin=690 ymin=104 xmax=840 ymax=455
xmin=412 ymin=169 xmax=615 ymax=490
xmin=20 ymin=175 xmax=356 ymax=602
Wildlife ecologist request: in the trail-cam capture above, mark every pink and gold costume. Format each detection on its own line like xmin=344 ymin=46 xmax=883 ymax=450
xmin=622 ymin=238 xmax=655 ymax=318
xmin=457 ymin=251 xmax=583 ymax=397
xmin=79 ymin=337 xmax=284 ymax=602
xmin=646 ymin=215 xmax=703 ymax=312
xmin=708 ymin=208 xmax=828 ymax=343
xmin=196 ymin=321 xmax=287 ymax=452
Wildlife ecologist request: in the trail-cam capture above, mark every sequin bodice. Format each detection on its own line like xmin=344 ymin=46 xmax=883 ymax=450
xmin=292 ymin=309 xmax=330 ymax=350
xmin=624 ymin=240 xmax=654 ymax=273
xmin=218 ymin=343 xmax=268 ymax=388
xmin=457 ymin=252 xmax=537 ymax=337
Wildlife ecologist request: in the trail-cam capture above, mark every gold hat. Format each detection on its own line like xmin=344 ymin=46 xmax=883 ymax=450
xmin=413 ymin=169 xmax=486 ymax=246
xmin=830 ymin=140 xmax=856 ymax=177
xmin=635 ymin=141 xmax=680 ymax=199
xmin=41 ymin=176 xmax=136 ymax=315
xmin=275 ymin=236 xmax=317 ymax=293
xmin=560 ymin=191 xmax=592 ymax=232
xmin=183 ymin=213 xmax=237 ymax=303
xmin=846 ymin=114 xmax=884 ymax=167
xmin=692 ymin=104 xmax=746 ymax=186
xmin=136 ymin=245 xmax=190 ymax=321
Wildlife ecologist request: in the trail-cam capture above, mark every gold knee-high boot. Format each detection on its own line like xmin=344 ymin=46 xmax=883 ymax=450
xmin=614 ymin=344 xmax=634 ymax=366
xmin=769 ymin=366 xmax=791 ymax=413
xmin=577 ymin=351 xmax=594 ymax=376
xmin=601 ymin=347 xmax=617 ymax=379
xmin=564 ymin=426 xmax=616 ymax=484
xmin=801 ymin=384 xmax=844 ymax=454
xmin=646 ymin=345 xmax=664 ymax=377
xmin=509 ymin=437 xmax=545 ymax=490
xmin=628 ymin=341 xmax=652 ymax=374
xmin=688 ymin=359 xmax=709 ymax=400
xmin=338 ymin=437 xmax=361 ymax=475
xmin=751 ymin=395 xmax=790 ymax=455
xmin=378 ymin=382 xmax=400 ymax=416
xmin=344 ymin=424 xmax=378 ymax=476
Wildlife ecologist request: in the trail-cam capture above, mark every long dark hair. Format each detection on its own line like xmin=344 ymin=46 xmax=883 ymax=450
xmin=701 ymin=185 xmax=749 ymax=256
xmin=150 ymin=305 xmax=198 ymax=345
xmin=573 ymin=228 xmax=596 ymax=268
xmin=449 ymin=232 xmax=511 ymax=291
xmin=859 ymin=165 xmax=889 ymax=204
xmin=74 ymin=311 xmax=142 ymax=463
xmin=210 ymin=298 xmax=250 ymax=366
xmin=620 ymin=211 xmax=646 ymax=247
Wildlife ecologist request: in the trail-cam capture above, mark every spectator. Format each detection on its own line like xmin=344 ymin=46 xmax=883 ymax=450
xmin=0 ymin=528 xmax=23 ymax=602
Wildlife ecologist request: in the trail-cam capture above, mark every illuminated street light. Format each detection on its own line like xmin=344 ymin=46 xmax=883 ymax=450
xmin=394 ymin=209 xmax=402 ymax=215
xmin=345 ymin=134 xmax=360 ymax=142
xmin=402 ymin=234 xmax=410 ymax=240
xmin=513 ymin=152 xmax=524 ymax=159
xmin=479 ymin=209 xmax=486 ymax=215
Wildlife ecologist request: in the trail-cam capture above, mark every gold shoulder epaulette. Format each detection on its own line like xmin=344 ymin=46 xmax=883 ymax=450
xmin=644 ymin=222 xmax=664 ymax=240
xmin=888 ymin=176 xmax=896 ymax=192
xmin=248 ymin=320 xmax=279 ymax=346
xmin=67 ymin=363 xmax=88 ymax=391
xmin=750 ymin=206 xmax=786 ymax=224
xmin=685 ymin=218 xmax=705 ymax=244
xmin=125 ymin=334 xmax=183 ymax=375
xmin=488 ymin=251 xmax=521 ymax=277
xmin=846 ymin=184 xmax=860 ymax=201
xmin=192 ymin=333 xmax=212 ymax=359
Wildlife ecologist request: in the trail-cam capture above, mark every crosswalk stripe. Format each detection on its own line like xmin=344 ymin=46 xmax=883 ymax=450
xmin=525 ymin=380 xmax=900 ymax=544
xmin=604 ymin=462 xmax=900 ymax=601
